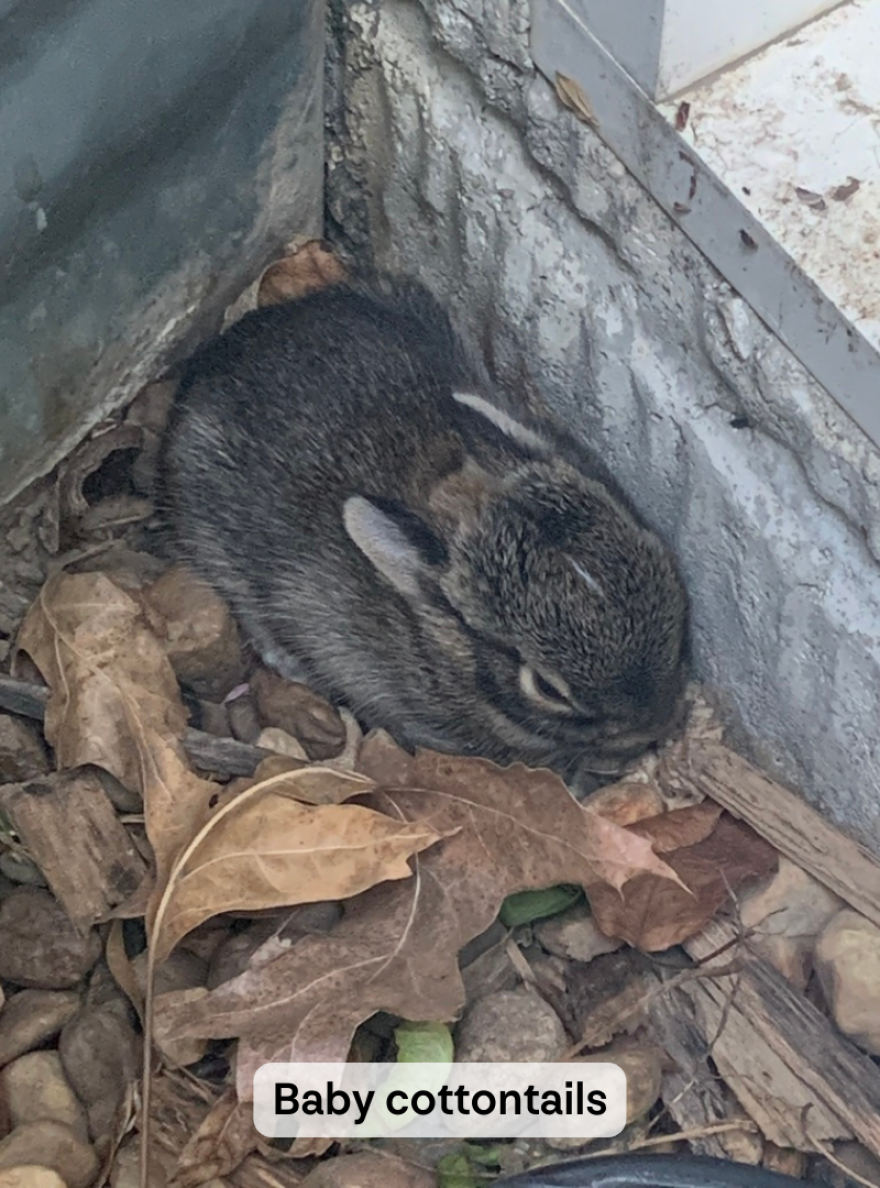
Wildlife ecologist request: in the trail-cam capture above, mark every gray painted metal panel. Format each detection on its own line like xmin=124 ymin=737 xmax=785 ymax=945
xmin=0 ymin=0 xmax=325 ymax=503
xmin=568 ymin=0 xmax=663 ymax=94
xmin=531 ymin=0 xmax=880 ymax=452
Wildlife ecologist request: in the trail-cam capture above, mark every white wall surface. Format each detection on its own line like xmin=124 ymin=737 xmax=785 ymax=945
xmin=658 ymin=0 xmax=847 ymax=96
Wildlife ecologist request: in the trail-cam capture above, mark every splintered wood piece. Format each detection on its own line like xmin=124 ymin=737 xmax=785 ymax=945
xmin=0 ymin=768 xmax=147 ymax=929
xmin=681 ymin=918 xmax=880 ymax=1158
xmin=652 ymin=986 xmax=764 ymax=1164
xmin=682 ymin=745 xmax=880 ymax=929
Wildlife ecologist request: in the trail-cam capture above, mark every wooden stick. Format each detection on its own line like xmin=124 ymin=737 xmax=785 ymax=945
xmin=678 ymin=918 xmax=880 ymax=1159
xmin=0 ymin=673 xmax=270 ymax=777
xmin=682 ymin=745 xmax=880 ymax=929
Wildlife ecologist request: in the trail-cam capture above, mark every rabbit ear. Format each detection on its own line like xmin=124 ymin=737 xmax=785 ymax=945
xmin=343 ymin=495 xmax=444 ymax=598
xmin=452 ymin=391 xmax=553 ymax=456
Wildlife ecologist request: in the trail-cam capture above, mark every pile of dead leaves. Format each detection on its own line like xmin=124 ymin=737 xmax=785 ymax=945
xmin=0 ymin=241 xmax=799 ymax=1188
xmin=7 ymin=241 xmax=880 ymax=1188
xmin=1 ymin=559 xmax=781 ymax=1185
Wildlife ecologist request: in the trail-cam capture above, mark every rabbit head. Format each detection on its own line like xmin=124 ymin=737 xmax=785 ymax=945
xmin=343 ymin=453 xmax=688 ymax=780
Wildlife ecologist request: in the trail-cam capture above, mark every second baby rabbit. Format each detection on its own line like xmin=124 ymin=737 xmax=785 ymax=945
xmin=160 ymin=273 xmax=689 ymax=787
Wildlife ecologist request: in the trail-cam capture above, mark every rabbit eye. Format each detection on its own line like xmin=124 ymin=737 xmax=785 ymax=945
xmin=519 ymin=665 xmax=572 ymax=712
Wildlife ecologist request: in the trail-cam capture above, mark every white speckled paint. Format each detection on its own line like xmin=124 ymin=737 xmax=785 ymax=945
xmin=660 ymin=0 xmax=880 ymax=349
xmin=658 ymin=0 xmax=846 ymax=97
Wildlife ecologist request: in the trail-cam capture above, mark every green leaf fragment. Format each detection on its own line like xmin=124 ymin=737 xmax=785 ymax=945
xmin=499 ymin=884 xmax=583 ymax=927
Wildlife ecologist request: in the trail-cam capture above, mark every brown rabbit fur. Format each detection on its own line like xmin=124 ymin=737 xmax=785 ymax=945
xmin=159 ymin=273 xmax=689 ymax=787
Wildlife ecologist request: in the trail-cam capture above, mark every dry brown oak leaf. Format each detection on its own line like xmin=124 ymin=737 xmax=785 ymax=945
xmin=257 ymin=239 xmax=347 ymax=308
xmin=586 ymin=802 xmax=779 ymax=950
xmin=153 ymin=766 xmax=455 ymax=962
xmin=157 ymin=732 xmax=684 ymax=1097
xmin=15 ymin=571 xmax=216 ymax=925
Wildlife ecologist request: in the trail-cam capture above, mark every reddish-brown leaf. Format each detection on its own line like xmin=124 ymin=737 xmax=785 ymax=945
xmin=586 ymin=811 xmax=779 ymax=951
xmin=15 ymin=572 xmax=216 ymax=926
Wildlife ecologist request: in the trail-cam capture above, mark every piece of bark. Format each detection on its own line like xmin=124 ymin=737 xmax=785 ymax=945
xmin=0 ymin=769 xmax=146 ymax=930
xmin=652 ymin=984 xmax=763 ymax=1164
xmin=680 ymin=917 xmax=880 ymax=1158
xmin=681 ymin=745 xmax=880 ymax=929
xmin=0 ymin=675 xmax=271 ymax=777
xmin=0 ymin=715 xmax=49 ymax=783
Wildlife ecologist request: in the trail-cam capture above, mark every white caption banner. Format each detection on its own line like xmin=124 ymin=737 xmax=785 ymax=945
xmin=253 ymin=1061 xmax=627 ymax=1139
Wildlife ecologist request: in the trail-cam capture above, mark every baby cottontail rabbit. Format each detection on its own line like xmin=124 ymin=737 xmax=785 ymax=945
xmin=160 ymin=274 xmax=688 ymax=786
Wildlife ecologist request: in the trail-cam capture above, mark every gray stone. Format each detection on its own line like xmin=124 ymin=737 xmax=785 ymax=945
xmin=455 ymin=988 xmax=567 ymax=1061
xmin=0 ymin=989 xmax=81 ymax=1068
xmin=0 ymin=890 xmax=101 ymax=989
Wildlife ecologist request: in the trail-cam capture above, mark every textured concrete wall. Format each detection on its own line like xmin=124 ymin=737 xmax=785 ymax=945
xmin=326 ymin=0 xmax=880 ymax=852
xmin=0 ymin=0 xmax=324 ymax=505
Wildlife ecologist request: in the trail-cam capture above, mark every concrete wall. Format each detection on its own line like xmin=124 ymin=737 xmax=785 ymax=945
xmin=326 ymin=0 xmax=880 ymax=853
xmin=0 ymin=0 xmax=325 ymax=506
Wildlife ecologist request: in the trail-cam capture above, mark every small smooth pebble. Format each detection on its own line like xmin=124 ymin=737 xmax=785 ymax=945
xmin=0 ymin=1121 xmax=98 ymax=1188
xmin=0 ymin=990 xmax=81 ymax=1068
xmin=0 ymin=1051 xmax=89 ymax=1140
xmin=815 ymin=908 xmax=880 ymax=1054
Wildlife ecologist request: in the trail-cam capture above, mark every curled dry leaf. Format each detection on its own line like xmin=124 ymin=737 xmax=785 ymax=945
xmin=153 ymin=766 xmax=453 ymax=962
xmin=794 ymin=186 xmax=827 ymax=211
xmin=554 ymin=73 xmax=597 ymax=127
xmin=171 ymin=1088 xmax=257 ymax=1188
xmin=57 ymin=423 xmax=144 ymax=537
xmin=586 ymin=809 xmax=779 ymax=951
xmin=257 ymin=240 xmax=348 ymax=308
xmin=14 ymin=572 xmax=217 ymax=925
xmin=156 ymin=736 xmax=684 ymax=1095
xmin=831 ymin=176 xmax=860 ymax=202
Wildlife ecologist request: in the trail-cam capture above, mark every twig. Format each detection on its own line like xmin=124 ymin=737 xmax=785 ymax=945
xmin=810 ymin=1135 xmax=880 ymax=1188
xmin=561 ymin=957 xmax=744 ymax=1062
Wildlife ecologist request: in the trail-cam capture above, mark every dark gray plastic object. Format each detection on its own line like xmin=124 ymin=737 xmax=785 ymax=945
xmin=500 ymin=1155 xmax=804 ymax=1188
xmin=0 ymin=0 xmax=325 ymax=504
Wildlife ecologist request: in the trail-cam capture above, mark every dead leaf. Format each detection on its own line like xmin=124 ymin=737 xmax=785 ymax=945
xmin=57 ymin=422 xmax=145 ymax=547
xmin=675 ymin=102 xmax=690 ymax=132
xmin=156 ymin=737 xmax=684 ymax=1095
xmin=257 ymin=241 xmax=348 ymax=308
xmin=585 ymin=780 xmax=665 ymax=826
xmin=831 ymin=177 xmax=861 ymax=202
xmin=586 ymin=811 xmax=779 ymax=950
xmin=106 ymin=918 xmax=145 ymax=1024
xmin=172 ymin=1088 xmax=259 ymax=1187
xmin=630 ymin=801 xmax=723 ymax=854
xmin=14 ymin=571 xmax=217 ymax=927
xmin=153 ymin=766 xmax=451 ymax=962
xmin=554 ymin=73 xmax=597 ymax=126
xmin=794 ymin=186 xmax=827 ymax=212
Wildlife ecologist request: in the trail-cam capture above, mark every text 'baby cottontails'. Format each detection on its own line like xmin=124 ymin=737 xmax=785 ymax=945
xmin=160 ymin=274 xmax=689 ymax=788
